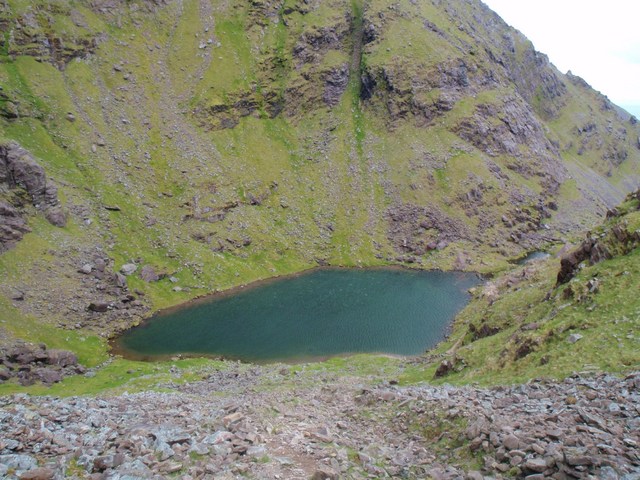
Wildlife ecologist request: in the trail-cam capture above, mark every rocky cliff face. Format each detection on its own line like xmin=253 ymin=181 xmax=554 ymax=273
xmin=0 ymin=142 xmax=67 ymax=254
xmin=0 ymin=0 xmax=639 ymax=344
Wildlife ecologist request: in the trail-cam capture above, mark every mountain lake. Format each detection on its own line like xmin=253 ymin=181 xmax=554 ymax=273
xmin=114 ymin=268 xmax=481 ymax=363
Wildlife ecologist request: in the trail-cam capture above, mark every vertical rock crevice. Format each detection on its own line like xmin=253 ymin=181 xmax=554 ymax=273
xmin=349 ymin=0 xmax=366 ymax=156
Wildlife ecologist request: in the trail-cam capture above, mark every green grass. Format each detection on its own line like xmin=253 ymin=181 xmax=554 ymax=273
xmin=0 ymin=296 xmax=107 ymax=368
xmin=0 ymin=0 xmax=639 ymax=398
xmin=0 ymin=357 xmax=227 ymax=397
xmin=401 ymin=207 xmax=640 ymax=385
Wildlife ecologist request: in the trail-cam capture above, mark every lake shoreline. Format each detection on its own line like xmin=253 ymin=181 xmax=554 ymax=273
xmin=110 ymin=266 xmax=482 ymax=364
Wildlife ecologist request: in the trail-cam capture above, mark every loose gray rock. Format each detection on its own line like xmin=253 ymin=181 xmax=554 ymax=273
xmin=0 ymin=454 xmax=38 ymax=472
xmin=120 ymin=263 xmax=138 ymax=276
xmin=568 ymin=333 xmax=583 ymax=344
xmin=0 ymin=371 xmax=637 ymax=480
xmin=79 ymin=263 xmax=93 ymax=274
xmin=153 ymin=439 xmax=175 ymax=460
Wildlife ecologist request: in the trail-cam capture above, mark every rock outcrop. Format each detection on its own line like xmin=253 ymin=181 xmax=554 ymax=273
xmin=387 ymin=203 xmax=471 ymax=256
xmin=0 ymin=142 xmax=65 ymax=251
xmin=0 ymin=201 xmax=30 ymax=252
xmin=0 ymin=343 xmax=82 ymax=386
xmin=557 ymin=189 xmax=640 ymax=284
xmin=0 ymin=4 xmax=97 ymax=70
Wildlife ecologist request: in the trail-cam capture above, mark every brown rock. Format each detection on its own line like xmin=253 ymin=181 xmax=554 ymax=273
xmin=46 ymin=350 xmax=77 ymax=367
xmin=524 ymin=457 xmax=547 ymax=473
xmin=34 ymin=368 xmax=63 ymax=385
xmin=503 ymin=434 xmax=520 ymax=450
xmin=434 ymin=359 xmax=454 ymax=378
xmin=89 ymin=302 xmax=110 ymax=313
xmin=0 ymin=143 xmax=66 ymax=230
xmin=311 ymin=466 xmax=339 ymax=480
xmin=140 ymin=265 xmax=160 ymax=282
xmin=564 ymin=447 xmax=594 ymax=466
xmin=19 ymin=467 xmax=55 ymax=480
xmin=222 ymin=412 xmax=244 ymax=429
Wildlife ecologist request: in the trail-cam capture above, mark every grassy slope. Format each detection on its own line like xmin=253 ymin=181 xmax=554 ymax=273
xmin=0 ymin=0 xmax=639 ymax=394
xmin=402 ymin=197 xmax=640 ymax=385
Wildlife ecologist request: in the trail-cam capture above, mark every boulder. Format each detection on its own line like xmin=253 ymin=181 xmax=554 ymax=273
xmin=434 ymin=359 xmax=454 ymax=378
xmin=311 ymin=466 xmax=339 ymax=480
xmin=0 ymin=454 xmax=38 ymax=472
xmin=120 ymin=263 xmax=138 ymax=276
xmin=524 ymin=457 xmax=547 ymax=473
xmin=503 ymin=434 xmax=520 ymax=451
xmin=47 ymin=350 xmax=77 ymax=367
xmin=140 ymin=265 xmax=160 ymax=282
xmin=34 ymin=368 xmax=63 ymax=385
xmin=0 ymin=143 xmax=66 ymax=229
xmin=567 ymin=333 xmax=583 ymax=344
xmin=19 ymin=467 xmax=55 ymax=479
xmin=88 ymin=302 xmax=109 ymax=313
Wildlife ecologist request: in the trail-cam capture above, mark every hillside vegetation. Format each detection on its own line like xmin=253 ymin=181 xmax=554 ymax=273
xmin=0 ymin=0 xmax=639 ymax=379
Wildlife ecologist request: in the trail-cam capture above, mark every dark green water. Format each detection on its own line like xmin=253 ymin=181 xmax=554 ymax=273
xmin=115 ymin=268 xmax=480 ymax=363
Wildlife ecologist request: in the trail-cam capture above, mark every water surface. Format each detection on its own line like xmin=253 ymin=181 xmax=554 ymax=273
xmin=518 ymin=251 xmax=551 ymax=264
xmin=115 ymin=268 xmax=480 ymax=363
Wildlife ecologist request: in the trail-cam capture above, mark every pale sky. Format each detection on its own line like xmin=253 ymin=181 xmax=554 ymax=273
xmin=482 ymin=0 xmax=640 ymax=118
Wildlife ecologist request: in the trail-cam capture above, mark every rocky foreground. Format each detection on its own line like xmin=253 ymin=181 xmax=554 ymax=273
xmin=0 ymin=366 xmax=638 ymax=480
